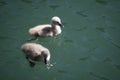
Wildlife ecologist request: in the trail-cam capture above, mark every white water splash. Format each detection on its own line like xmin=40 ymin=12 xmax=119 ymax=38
xmin=46 ymin=62 xmax=56 ymax=69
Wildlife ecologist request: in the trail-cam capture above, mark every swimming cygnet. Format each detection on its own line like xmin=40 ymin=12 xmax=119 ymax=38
xmin=21 ymin=43 xmax=51 ymax=67
xmin=28 ymin=16 xmax=64 ymax=41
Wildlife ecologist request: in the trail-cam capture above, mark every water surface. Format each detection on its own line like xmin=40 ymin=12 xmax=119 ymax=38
xmin=0 ymin=0 xmax=120 ymax=80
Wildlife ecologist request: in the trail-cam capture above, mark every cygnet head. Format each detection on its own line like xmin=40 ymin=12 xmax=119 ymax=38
xmin=51 ymin=16 xmax=64 ymax=28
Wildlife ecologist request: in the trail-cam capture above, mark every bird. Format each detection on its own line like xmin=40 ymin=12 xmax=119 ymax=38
xmin=21 ymin=43 xmax=51 ymax=67
xmin=28 ymin=16 xmax=64 ymax=41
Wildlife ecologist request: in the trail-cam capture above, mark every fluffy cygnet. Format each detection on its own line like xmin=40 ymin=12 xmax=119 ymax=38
xmin=28 ymin=16 xmax=64 ymax=41
xmin=21 ymin=43 xmax=51 ymax=67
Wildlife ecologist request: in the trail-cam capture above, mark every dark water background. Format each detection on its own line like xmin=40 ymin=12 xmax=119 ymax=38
xmin=0 ymin=0 xmax=120 ymax=80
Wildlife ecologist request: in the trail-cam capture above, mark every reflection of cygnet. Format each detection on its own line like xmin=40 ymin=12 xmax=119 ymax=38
xmin=21 ymin=43 xmax=50 ymax=67
xmin=28 ymin=16 xmax=64 ymax=41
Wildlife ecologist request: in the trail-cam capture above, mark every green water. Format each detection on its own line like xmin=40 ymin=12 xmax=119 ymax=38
xmin=0 ymin=0 xmax=120 ymax=80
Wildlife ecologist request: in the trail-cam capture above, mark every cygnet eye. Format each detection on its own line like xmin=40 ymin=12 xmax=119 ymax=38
xmin=57 ymin=22 xmax=63 ymax=28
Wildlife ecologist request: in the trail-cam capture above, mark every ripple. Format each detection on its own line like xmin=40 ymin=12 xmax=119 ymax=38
xmin=110 ymin=41 xmax=120 ymax=49
xmin=95 ymin=0 xmax=108 ymax=5
xmin=89 ymin=72 xmax=110 ymax=80
xmin=79 ymin=56 xmax=89 ymax=61
xmin=114 ymin=64 xmax=120 ymax=70
xmin=79 ymin=48 xmax=96 ymax=61
xmin=96 ymin=27 xmax=105 ymax=32
xmin=0 ymin=36 xmax=11 ymax=40
xmin=103 ymin=33 xmax=120 ymax=49
xmin=76 ymin=11 xmax=88 ymax=17
xmin=0 ymin=1 xmax=7 ymax=6
xmin=49 ymin=5 xmax=59 ymax=10
xmin=39 ymin=0 xmax=47 ymax=3
xmin=21 ymin=0 xmax=32 ymax=4
xmin=103 ymin=57 xmax=112 ymax=63
xmin=75 ymin=26 xmax=87 ymax=31
xmin=64 ymin=39 xmax=73 ymax=43
xmin=57 ymin=69 xmax=67 ymax=73
xmin=1 ymin=49 xmax=13 ymax=53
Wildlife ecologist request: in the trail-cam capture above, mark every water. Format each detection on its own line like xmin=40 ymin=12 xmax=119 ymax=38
xmin=0 ymin=0 xmax=120 ymax=80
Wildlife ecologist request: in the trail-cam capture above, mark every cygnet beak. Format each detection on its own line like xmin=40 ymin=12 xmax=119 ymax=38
xmin=58 ymin=22 xmax=64 ymax=28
